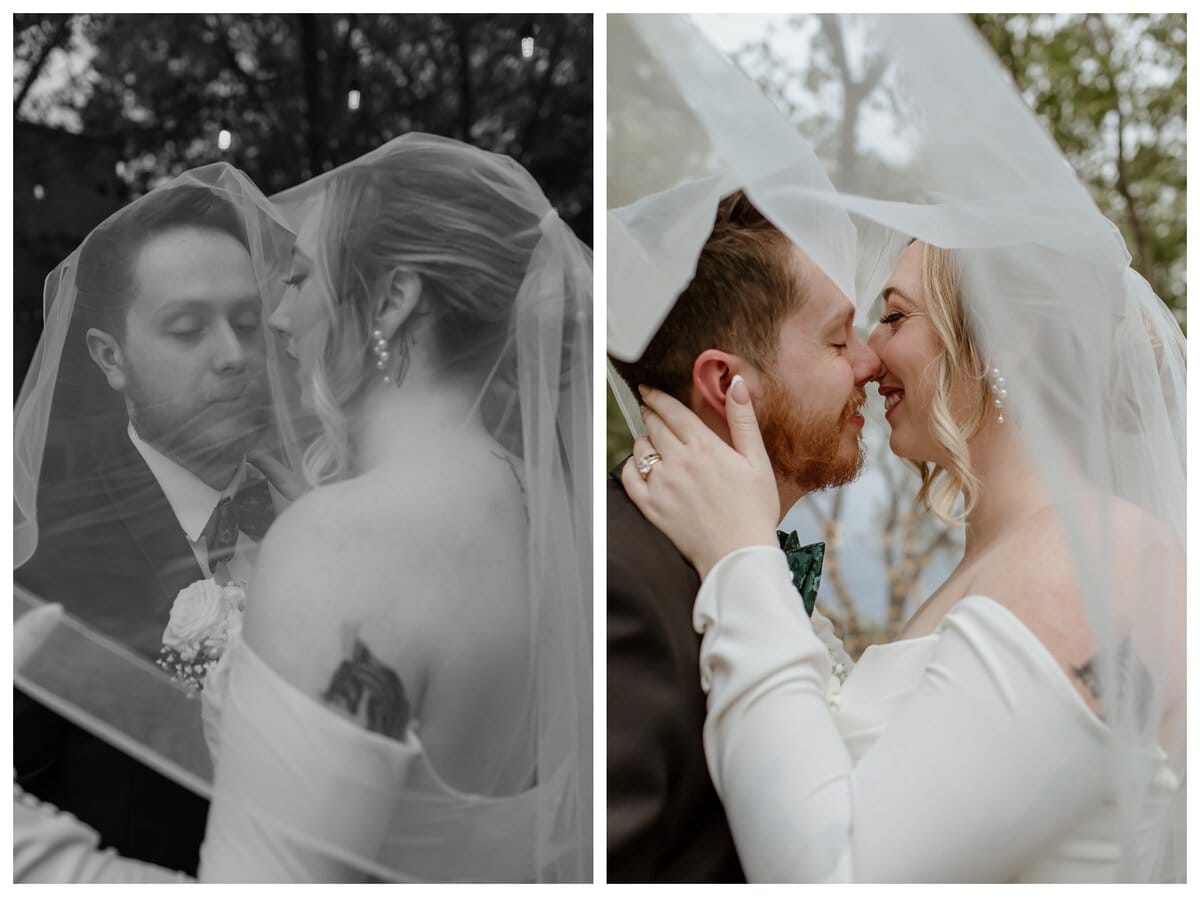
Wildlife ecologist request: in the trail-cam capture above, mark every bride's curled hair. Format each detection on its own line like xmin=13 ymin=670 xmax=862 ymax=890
xmin=301 ymin=146 xmax=545 ymax=483
xmin=912 ymin=244 xmax=992 ymax=525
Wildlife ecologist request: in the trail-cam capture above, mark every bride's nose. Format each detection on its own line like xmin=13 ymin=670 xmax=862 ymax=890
xmin=267 ymin=299 xmax=291 ymax=338
xmin=866 ymin=322 xmax=886 ymax=353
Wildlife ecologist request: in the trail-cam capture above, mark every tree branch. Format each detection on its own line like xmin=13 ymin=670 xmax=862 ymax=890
xmin=15 ymin=15 xmax=74 ymax=117
xmin=1089 ymin=13 xmax=1156 ymax=289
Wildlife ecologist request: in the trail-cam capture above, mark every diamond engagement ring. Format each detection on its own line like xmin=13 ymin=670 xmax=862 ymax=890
xmin=634 ymin=451 xmax=663 ymax=480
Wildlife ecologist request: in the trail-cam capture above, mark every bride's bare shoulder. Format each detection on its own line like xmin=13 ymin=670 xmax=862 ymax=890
xmin=242 ymin=457 xmax=527 ymax=700
xmin=971 ymin=496 xmax=1181 ymax=715
xmin=258 ymin=460 xmax=499 ymax=565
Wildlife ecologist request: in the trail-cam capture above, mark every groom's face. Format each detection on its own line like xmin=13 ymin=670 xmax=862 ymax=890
xmin=108 ymin=226 xmax=269 ymax=469
xmin=753 ymin=245 xmax=878 ymax=494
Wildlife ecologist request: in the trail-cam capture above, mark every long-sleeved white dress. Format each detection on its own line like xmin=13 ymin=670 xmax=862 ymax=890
xmin=695 ymin=547 xmax=1178 ymax=883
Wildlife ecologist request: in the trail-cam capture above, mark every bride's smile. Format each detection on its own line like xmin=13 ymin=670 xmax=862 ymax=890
xmin=867 ymin=241 xmax=985 ymax=469
xmin=879 ymin=385 xmax=904 ymax=418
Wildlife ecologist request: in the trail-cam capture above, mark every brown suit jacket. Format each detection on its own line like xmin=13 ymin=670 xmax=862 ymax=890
xmin=607 ymin=469 xmax=744 ymax=883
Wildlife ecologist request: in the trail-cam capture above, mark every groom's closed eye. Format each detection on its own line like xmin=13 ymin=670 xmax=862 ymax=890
xmin=822 ymin=306 xmax=856 ymax=348
xmin=830 ymin=324 xmax=854 ymax=351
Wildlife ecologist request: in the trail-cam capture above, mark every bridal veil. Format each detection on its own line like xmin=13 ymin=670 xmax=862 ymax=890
xmin=14 ymin=136 xmax=592 ymax=881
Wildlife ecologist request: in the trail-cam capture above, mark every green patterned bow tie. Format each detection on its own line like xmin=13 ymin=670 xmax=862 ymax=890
xmin=777 ymin=531 xmax=825 ymax=617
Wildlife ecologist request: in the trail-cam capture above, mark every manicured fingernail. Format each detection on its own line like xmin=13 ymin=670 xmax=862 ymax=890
xmin=637 ymin=384 xmax=648 ymax=396
xmin=730 ymin=374 xmax=749 ymax=404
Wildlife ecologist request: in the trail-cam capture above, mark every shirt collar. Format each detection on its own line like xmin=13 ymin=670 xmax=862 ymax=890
xmin=127 ymin=422 xmax=247 ymax=543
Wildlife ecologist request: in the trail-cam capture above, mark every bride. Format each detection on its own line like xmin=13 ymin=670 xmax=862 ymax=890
xmin=609 ymin=13 xmax=1184 ymax=883
xmin=200 ymin=134 xmax=592 ymax=883
xmin=13 ymin=135 xmax=591 ymax=883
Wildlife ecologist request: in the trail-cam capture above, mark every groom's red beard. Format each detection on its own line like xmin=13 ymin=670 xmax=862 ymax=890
xmin=758 ymin=381 xmax=867 ymax=494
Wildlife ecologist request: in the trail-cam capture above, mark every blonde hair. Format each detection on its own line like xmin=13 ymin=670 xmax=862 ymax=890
xmin=910 ymin=244 xmax=992 ymax=525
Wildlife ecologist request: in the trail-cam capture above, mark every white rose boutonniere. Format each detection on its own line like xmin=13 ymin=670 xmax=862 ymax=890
xmin=158 ymin=579 xmax=246 ymax=693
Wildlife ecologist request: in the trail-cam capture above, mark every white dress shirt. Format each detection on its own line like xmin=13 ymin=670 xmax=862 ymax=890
xmin=127 ymin=424 xmax=261 ymax=586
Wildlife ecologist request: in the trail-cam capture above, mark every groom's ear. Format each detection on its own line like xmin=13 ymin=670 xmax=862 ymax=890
xmin=375 ymin=268 xmax=422 ymax=340
xmin=692 ymin=349 xmax=747 ymax=420
xmin=85 ymin=327 xmax=128 ymax=393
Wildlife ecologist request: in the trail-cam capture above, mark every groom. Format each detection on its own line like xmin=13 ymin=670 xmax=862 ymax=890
xmin=14 ymin=184 xmax=280 ymax=875
xmin=607 ymin=191 xmax=879 ymax=882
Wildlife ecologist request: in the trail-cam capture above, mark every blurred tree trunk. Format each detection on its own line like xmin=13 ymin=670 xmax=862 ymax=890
xmin=452 ymin=20 xmax=474 ymax=142
xmin=298 ymin=13 xmax=324 ymax=177
xmin=520 ymin=19 xmax=562 ymax=156
xmin=818 ymin=15 xmax=887 ymax=191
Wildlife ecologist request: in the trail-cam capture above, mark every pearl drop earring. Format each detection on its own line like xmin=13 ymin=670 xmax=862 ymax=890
xmin=990 ymin=367 xmax=1008 ymax=424
xmin=372 ymin=328 xmax=392 ymax=385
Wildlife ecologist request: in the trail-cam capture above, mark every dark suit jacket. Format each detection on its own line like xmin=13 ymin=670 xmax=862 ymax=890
xmin=15 ymin=428 xmax=211 ymax=875
xmin=607 ymin=469 xmax=744 ymax=883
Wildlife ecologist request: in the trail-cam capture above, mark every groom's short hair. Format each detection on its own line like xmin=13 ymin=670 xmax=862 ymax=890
xmin=610 ymin=190 xmax=806 ymax=400
xmin=75 ymin=185 xmax=250 ymax=342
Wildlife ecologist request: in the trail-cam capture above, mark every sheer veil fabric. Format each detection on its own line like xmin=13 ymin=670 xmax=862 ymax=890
xmin=608 ymin=14 xmax=1184 ymax=881
xmin=14 ymin=136 xmax=592 ymax=882
xmin=230 ymin=134 xmax=594 ymax=882
xmin=14 ymin=163 xmax=295 ymax=792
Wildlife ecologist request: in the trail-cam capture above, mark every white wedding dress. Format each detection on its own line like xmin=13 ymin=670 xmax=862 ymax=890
xmin=197 ymin=637 xmax=568 ymax=882
xmin=696 ymin=547 xmax=1179 ymax=883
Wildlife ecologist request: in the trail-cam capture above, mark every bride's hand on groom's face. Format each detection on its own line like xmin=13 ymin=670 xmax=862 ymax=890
xmin=247 ymin=449 xmax=310 ymax=504
xmin=622 ymin=378 xmax=780 ymax=580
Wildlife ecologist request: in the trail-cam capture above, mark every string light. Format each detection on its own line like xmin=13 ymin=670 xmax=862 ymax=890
xmin=521 ymin=35 xmax=534 ymax=58
xmin=347 ymin=88 xmax=361 ymax=111
xmin=218 ymin=120 xmax=232 ymax=151
xmin=33 ymin=184 xmax=45 ymax=201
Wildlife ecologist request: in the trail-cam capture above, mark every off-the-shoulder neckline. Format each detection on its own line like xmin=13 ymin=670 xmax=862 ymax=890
xmin=859 ymin=596 xmax=1117 ymax=744
xmin=230 ymin=639 xmax=547 ymax=806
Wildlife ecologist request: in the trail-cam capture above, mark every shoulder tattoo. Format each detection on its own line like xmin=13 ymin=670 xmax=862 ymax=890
xmin=1071 ymin=638 xmax=1152 ymax=727
xmin=322 ymin=637 xmax=411 ymax=740
xmin=1072 ymin=659 xmax=1102 ymax=702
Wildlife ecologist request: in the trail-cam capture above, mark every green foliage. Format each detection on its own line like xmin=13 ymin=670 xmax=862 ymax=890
xmin=973 ymin=13 xmax=1186 ymax=326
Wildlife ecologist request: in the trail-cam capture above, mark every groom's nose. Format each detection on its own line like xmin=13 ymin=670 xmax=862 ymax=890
xmin=211 ymin=318 xmax=250 ymax=373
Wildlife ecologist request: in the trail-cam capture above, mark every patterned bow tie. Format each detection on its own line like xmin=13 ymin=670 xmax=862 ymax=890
xmin=205 ymin=478 xmax=275 ymax=573
xmin=777 ymin=530 xmax=825 ymax=617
